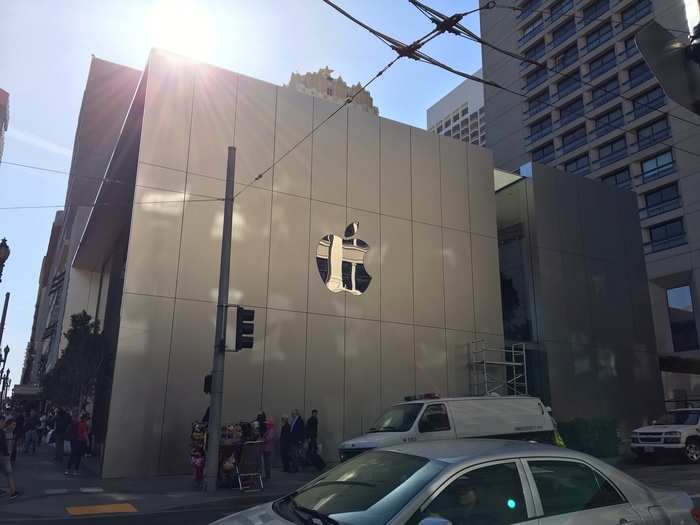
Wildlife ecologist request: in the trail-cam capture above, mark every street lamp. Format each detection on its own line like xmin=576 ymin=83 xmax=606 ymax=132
xmin=0 ymin=239 xmax=9 ymax=283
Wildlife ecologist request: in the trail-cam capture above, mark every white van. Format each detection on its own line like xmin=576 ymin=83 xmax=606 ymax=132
xmin=338 ymin=395 xmax=555 ymax=461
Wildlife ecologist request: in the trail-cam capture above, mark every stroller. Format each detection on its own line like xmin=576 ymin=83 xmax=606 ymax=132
xmin=233 ymin=440 xmax=265 ymax=491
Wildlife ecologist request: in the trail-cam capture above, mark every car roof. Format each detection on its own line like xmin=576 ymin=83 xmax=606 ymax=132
xmin=381 ymin=439 xmax=591 ymax=464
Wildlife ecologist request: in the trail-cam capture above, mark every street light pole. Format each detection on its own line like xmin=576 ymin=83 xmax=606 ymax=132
xmin=204 ymin=147 xmax=236 ymax=493
xmin=0 ymin=293 xmax=9 ymax=349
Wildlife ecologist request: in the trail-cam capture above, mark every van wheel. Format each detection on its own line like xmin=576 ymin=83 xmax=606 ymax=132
xmin=684 ymin=439 xmax=700 ymax=464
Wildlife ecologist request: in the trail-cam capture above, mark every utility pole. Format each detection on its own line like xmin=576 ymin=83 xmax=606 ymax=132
xmin=0 ymin=293 xmax=9 ymax=348
xmin=205 ymin=147 xmax=236 ymax=492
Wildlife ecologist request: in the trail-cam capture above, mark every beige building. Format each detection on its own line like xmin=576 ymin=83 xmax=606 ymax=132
xmin=289 ymin=67 xmax=378 ymax=115
xmin=64 ymin=50 xmax=502 ymax=477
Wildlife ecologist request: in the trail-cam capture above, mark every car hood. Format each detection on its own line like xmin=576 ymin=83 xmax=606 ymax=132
xmin=210 ymin=502 xmax=290 ymax=525
xmin=339 ymin=432 xmax=404 ymax=450
xmin=634 ymin=425 xmax=691 ymax=432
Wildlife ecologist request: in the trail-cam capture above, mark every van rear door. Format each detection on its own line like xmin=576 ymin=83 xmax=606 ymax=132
xmin=415 ymin=402 xmax=456 ymax=442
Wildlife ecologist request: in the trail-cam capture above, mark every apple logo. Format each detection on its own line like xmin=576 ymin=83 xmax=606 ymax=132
xmin=316 ymin=221 xmax=372 ymax=295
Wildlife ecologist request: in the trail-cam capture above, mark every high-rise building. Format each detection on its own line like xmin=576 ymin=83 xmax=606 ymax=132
xmin=426 ymin=70 xmax=487 ymax=146
xmin=480 ymin=0 xmax=700 ymax=398
xmin=288 ymin=66 xmax=378 ymax=115
xmin=0 ymin=89 xmax=9 ymax=161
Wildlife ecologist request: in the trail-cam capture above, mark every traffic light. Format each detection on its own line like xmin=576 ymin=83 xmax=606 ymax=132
xmin=235 ymin=306 xmax=255 ymax=351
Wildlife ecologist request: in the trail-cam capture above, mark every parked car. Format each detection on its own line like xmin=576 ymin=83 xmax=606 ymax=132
xmin=338 ymin=395 xmax=555 ymax=462
xmin=210 ymin=439 xmax=698 ymax=525
xmin=630 ymin=409 xmax=700 ymax=463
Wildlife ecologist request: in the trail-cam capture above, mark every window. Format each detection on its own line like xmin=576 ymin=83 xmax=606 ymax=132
xmin=529 ymin=117 xmax=552 ymax=141
xmin=622 ymin=36 xmax=638 ymax=59
xmin=461 ymin=108 xmax=468 ymax=117
xmin=562 ymin=125 xmax=587 ymax=152
xmin=622 ymin=0 xmax=652 ymax=28
xmin=585 ymin=22 xmax=613 ymax=52
xmin=418 ymin=404 xmax=451 ymax=432
xmin=521 ymin=17 xmax=544 ymax=43
xmin=627 ymin=61 xmax=652 ymax=88
xmin=637 ymin=118 xmax=670 ymax=148
xmin=552 ymin=18 xmax=576 ymax=47
xmin=326 ymin=87 xmax=333 ymax=96
xmin=529 ymin=460 xmax=625 ymax=517
xmin=641 ymin=150 xmax=674 ymax=182
xmin=550 ymin=0 xmax=573 ymax=22
xmin=554 ymin=44 xmax=578 ymax=71
xmin=525 ymin=40 xmax=546 ymax=62
xmin=410 ymin=463 xmax=527 ymax=525
xmin=557 ymin=71 xmax=581 ymax=98
xmin=525 ymin=68 xmax=548 ymax=91
xmin=582 ymin=0 xmax=609 ymax=26
xmin=598 ymin=136 xmax=626 ymax=164
xmin=601 ymin=167 xmax=631 ymax=188
xmin=452 ymin=114 xmax=459 ymax=123
xmin=591 ymin=77 xmax=619 ymax=105
xmin=588 ymin=49 xmax=616 ymax=79
xmin=532 ymin=142 xmax=555 ymax=162
xmin=648 ymin=218 xmax=685 ymax=253
xmin=527 ymin=90 xmax=550 ymax=115
xmin=436 ymin=125 xmax=443 ymax=133
xmin=594 ymin=106 xmax=623 ymax=135
xmin=632 ymin=86 xmax=665 ymax=118
xmin=559 ymin=97 xmax=583 ymax=125
xmin=290 ymin=450 xmax=443 ymax=523
xmin=564 ymin=153 xmax=589 ymax=175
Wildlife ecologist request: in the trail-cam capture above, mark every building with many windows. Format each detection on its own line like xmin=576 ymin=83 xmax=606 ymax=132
xmin=426 ymin=70 xmax=487 ymax=146
xmin=480 ymin=0 xmax=700 ymax=399
xmin=0 ymin=89 xmax=8 ymax=161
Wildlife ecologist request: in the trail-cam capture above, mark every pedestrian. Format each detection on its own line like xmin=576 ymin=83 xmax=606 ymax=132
xmin=279 ymin=415 xmax=291 ymax=473
xmin=65 ymin=411 xmax=88 ymax=476
xmin=38 ymin=412 xmax=47 ymax=446
xmin=11 ymin=411 xmax=24 ymax=463
xmin=290 ymin=409 xmax=305 ymax=472
xmin=53 ymin=408 xmax=71 ymax=462
xmin=305 ymin=409 xmax=325 ymax=472
xmin=23 ymin=410 xmax=39 ymax=454
xmin=263 ymin=418 xmax=275 ymax=480
xmin=0 ymin=417 xmax=19 ymax=499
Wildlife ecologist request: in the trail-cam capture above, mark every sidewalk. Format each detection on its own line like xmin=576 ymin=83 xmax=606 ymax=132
xmin=0 ymin=444 xmax=317 ymax=521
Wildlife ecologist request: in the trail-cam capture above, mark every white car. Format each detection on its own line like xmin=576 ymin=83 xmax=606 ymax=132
xmin=210 ymin=439 xmax=698 ymax=525
xmin=630 ymin=409 xmax=700 ymax=463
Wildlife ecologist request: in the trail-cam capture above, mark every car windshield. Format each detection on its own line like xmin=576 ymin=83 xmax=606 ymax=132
xmin=655 ymin=411 xmax=700 ymax=425
xmin=279 ymin=450 xmax=444 ymax=525
xmin=368 ymin=403 xmax=422 ymax=433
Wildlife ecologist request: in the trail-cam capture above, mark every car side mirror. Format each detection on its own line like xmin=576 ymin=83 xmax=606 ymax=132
xmin=419 ymin=518 xmax=452 ymax=525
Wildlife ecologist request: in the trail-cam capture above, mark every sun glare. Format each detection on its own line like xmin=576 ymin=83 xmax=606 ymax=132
xmin=145 ymin=0 xmax=215 ymax=61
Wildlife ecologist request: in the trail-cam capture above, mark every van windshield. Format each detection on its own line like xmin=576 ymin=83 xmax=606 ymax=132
xmin=368 ymin=403 xmax=422 ymax=433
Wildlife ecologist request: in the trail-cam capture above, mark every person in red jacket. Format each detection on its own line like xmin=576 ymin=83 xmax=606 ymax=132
xmin=64 ymin=411 xmax=89 ymax=476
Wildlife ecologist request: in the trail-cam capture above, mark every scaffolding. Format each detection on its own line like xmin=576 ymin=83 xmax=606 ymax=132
xmin=469 ymin=340 xmax=528 ymax=397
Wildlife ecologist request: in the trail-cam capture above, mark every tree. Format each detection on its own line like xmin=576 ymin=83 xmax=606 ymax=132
xmin=41 ymin=311 xmax=108 ymax=408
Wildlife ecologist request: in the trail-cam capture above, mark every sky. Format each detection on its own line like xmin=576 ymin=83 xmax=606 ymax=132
xmin=0 ymin=0 xmax=485 ymax=389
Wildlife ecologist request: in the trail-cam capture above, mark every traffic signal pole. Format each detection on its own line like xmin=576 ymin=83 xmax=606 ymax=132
xmin=205 ymin=147 xmax=236 ymax=492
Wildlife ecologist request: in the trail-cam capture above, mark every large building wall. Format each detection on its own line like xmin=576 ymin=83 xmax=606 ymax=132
xmin=497 ymin=164 xmax=664 ymax=432
xmin=100 ymin=50 xmax=504 ymax=477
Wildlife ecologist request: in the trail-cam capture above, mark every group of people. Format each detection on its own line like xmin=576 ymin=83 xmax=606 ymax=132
xmin=279 ymin=408 xmax=325 ymax=473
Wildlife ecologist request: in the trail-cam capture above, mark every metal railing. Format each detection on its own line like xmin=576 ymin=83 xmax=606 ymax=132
xmin=639 ymin=196 xmax=682 ymax=220
xmin=586 ymin=87 xmax=620 ymax=109
xmin=644 ymin=232 xmax=687 ymax=254
xmin=547 ymin=0 xmax=573 ymax=24
xmin=627 ymin=95 xmax=666 ymax=120
xmin=553 ymin=79 xmax=582 ymax=100
xmin=620 ymin=1 xmax=652 ymax=29
xmin=595 ymin=146 xmax=627 ymax=168
xmin=517 ymin=0 xmax=543 ymax=20
xmin=582 ymin=28 xmax=614 ymax=55
xmin=520 ymin=22 xmax=545 ymax=46
xmin=622 ymin=69 xmax=654 ymax=91
xmin=633 ymin=127 xmax=671 ymax=152
xmin=581 ymin=1 xmax=610 ymax=28
xmin=593 ymin=118 xmax=624 ymax=139
xmin=560 ymin=134 xmax=588 ymax=153
xmin=637 ymin=161 xmax=676 ymax=184
xmin=585 ymin=56 xmax=617 ymax=81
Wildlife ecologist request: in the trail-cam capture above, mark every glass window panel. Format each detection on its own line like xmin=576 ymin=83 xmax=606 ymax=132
xmin=667 ymin=285 xmax=699 ymax=352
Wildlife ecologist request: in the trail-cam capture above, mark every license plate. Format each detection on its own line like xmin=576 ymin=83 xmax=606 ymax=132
xmin=644 ymin=446 xmax=654 ymax=453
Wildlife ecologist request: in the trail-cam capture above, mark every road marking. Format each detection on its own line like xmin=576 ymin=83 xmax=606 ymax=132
xmin=45 ymin=489 xmax=69 ymax=495
xmin=66 ymin=503 xmax=138 ymax=516
xmin=80 ymin=487 xmax=104 ymax=493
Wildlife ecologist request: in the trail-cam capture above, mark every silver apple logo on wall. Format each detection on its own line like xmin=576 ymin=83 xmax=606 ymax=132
xmin=316 ymin=221 xmax=372 ymax=295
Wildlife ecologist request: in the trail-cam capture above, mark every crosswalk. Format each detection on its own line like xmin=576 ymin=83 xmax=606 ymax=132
xmin=44 ymin=486 xmax=104 ymax=495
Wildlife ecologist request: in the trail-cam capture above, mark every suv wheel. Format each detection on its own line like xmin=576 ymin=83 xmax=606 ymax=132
xmin=685 ymin=439 xmax=700 ymax=464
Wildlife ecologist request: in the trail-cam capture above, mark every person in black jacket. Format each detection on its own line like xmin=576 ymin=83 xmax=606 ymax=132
xmin=0 ymin=417 xmax=19 ymax=499
xmin=289 ymin=409 xmax=305 ymax=472
xmin=53 ymin=409 xmax=71 ymax=462
xmin=306 ymin=409 xmax=319 ymax=456
xmin=279 ymin=415 xmax=291 ymax=472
